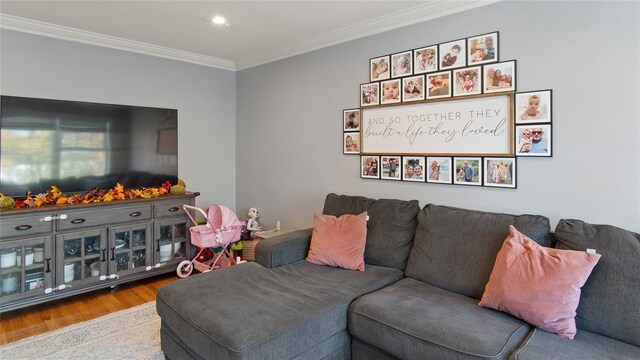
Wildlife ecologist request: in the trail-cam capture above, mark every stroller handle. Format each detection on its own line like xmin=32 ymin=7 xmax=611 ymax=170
xmin=183 ymin=205 xmax=211 ymax=228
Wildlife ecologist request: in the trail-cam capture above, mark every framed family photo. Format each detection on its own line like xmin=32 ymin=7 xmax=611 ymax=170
xmin=484 ymin=60 xmax=516 ymax=93
xmin=467 ymin=32 xmax=499 ymax=66
xmin=360 ymin=83 xmax=379 ymax=107
xmin=370 ymin=55 xmax=390 ymax=81
xmin=414 ymin=45 xmax=438 ymax=74
xmin=381 ymin=79 xmax=401 ymax=105
xmin=515 ymin=124 xmax=552 ymax=157
xmin=343 ymin=109 xmax=360 ymax=131
xmin=391 ymin=51 xmax=413 ymax=78
xmin=453 ymin=66 xmax=482 ymax=97
xmin=453 ymin=157 xmax=482 ymax=186
xmin=361 ymin=156 xmax=380 ymax=179
xmin=439 ymin=39 xmax=466 ymax=70
xmin=515 ymin=90 xmax=552 ymax=124
xmin=402 ymin=75 xmax=425 ymax=102
xmin=426 ymin=157 xmax=452 ymax=184
xmin=426 ymin=71 xmax=452 ymax=100
xmin=484 ymin=157 xmax=516 ymax=188
xmin=402 ymin=156 xmax=425 ymax=182
xmin=343 ymin=132 xmax=360 ymax=155
xmin=381 ymin=156 xmax=402 ymax=181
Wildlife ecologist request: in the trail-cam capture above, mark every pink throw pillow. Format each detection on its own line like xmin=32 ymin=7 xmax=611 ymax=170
xmin=306 ymin=212 xmax=367 ymax=271
xmin=479 ymin=225 xmax=601 ymax=339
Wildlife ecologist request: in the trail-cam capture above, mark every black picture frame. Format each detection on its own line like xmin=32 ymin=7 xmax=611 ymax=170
xmin=484 ymin=157 xmax=517 ymax=188
xmin=361 ymin=155 xmax=381 ymax=179
xmin=467 ymin=31 xmax=499 ymax=66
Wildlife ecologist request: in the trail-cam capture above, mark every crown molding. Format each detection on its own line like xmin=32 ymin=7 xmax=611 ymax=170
xmin=1 ymin=1 xmax=499 ymax=72
xmin=234 ymin=0 xmax=501 ymax=70
xmin=0 ymin=13 xmax=236 ymax=71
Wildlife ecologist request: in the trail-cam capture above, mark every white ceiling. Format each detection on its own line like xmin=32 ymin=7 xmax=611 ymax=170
xmin=0 ymin=1 xmax=497 ymax=70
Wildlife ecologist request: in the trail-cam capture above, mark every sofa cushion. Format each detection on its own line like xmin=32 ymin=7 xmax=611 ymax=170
xmin=348 ymin=278 xmax=531 ymax=360
xmin=322 ymin=193 xmax=420 ymax=270
xmin=512 ymin=327 xmax=640 ymax=360
xmin=306 ymin=212 xmax=368 ymax=271
xmin=479 ymin=226 xmax=601 ymax=339
xmin=157 ymin=261 xmax=403 ymax=360
xmin=554 ymin=219 xmax=640 ymax=347
xmin=405 ymin=204 xmax=551 ymax=300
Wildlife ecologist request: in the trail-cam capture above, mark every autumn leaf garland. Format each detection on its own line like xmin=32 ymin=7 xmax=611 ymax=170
xmin=12 ymin=181 xmax=175 ymax=209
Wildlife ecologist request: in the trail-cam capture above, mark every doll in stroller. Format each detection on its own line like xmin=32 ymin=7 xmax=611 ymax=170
xmin=176 ymin=204 xmax=246 ymax=278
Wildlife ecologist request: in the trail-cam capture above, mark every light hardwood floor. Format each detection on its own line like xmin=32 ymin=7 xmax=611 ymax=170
xmin=0 ymin=272 xmax=179 ymax=345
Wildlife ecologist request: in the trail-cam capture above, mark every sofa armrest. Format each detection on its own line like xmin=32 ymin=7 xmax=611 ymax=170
xmin=255 ymin=228 xmax=313 ymax=268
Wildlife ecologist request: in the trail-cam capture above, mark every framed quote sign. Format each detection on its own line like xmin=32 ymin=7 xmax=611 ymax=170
xmin=360 ymin=93 xmax=513 ymax=156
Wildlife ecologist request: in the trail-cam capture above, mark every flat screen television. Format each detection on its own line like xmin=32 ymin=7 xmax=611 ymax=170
xmin=1 ymin=96 xmax=178 ymax=197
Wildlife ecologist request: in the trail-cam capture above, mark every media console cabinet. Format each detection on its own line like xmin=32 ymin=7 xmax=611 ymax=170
xmin=0 ymin=192 xmax=198 ymax=312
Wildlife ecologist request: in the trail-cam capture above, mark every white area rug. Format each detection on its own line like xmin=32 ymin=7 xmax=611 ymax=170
xmin=0 ymin=301 xmax=164 ymax=360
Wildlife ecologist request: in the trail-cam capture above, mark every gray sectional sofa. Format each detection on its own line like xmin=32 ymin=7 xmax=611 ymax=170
xmin=156 ymin=193 xmax=640 ymax=359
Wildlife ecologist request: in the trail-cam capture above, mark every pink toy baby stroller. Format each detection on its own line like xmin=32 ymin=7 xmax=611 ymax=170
xmin=176 ymin=204 xmax=245 ymax=278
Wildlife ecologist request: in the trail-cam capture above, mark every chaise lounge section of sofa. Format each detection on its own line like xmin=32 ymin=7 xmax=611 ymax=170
xmin=156 ymin=194 xmax=420 ymax=359
xmin=156 ymin=193 xmax=640 ymax=359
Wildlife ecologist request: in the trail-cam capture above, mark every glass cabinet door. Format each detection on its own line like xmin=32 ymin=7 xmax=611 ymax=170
xmin=0 ymin=236 xmax=53 ymax=302
xmin=56 ymin=229 xmax=107 ymax=287
xmin=109 ymin=223 xmax=152 ymax=276
xmin=154 ymin=218 xmax=190 ymax=265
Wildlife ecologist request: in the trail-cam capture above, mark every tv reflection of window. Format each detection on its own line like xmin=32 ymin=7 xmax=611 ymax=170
xmin=0 ymin=129 xmax=54 ymax=185
xmin=0 ymin=122 xmax=109 ymax=186
xmin=59 ymin=129 xmax=109 ymax=178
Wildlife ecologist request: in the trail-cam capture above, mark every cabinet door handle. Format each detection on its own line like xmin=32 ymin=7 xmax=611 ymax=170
xmin=15 ymin=224 xmax=32 ymax=231
xmin=70 ymin=218 xmax=86 ymax=224
xmin=111 ymin=247 xmax=115 ymax=261
xmin=168 ymin=207 xmax=179 ymax=212
xmin=101 ymin=249 xmax=107 ymax=262
xmin=129 ymin=211 xmax=142 ymax=217
xmin=45 ymin=257 xmax=51 ymax=273
xmin=156 ymin=239 xmax=160 ymax=252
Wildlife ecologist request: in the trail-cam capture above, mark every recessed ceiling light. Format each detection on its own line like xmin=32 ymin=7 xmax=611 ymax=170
xmin=212 ymin=16 xmax=226 ymax=25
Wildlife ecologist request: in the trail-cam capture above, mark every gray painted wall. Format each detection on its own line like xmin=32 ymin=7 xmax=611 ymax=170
xmin=237 ymin=1 xmax=640 ymax=232
xmin=1 ymin=29 xmax=236 ymax=210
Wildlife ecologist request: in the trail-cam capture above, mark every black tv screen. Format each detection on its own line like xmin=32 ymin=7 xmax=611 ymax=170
xmin=0 ymin=96 xmax=178 ymax=197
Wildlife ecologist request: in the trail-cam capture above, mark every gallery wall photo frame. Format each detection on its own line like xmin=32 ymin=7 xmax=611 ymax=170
xmin=426 ymin=71 xmax=452 ymax=100
xmin=381 ymin=78 xmax=402 ymax=105
xmin=453 ymin=157 xmax=482 ymax=186
xmin=402 ymin=75 xmax=425 ymax=102
xmin=439 ymin=38 xmax=467 ymax=70
xmin=483 ymin=60 xmax=516 ymax=94
xmin=370 ymin=55 xmax=390 ymax=82
xmin=390 ymin=51 xmax=413 ymax=78
xmin=413 ymin=45 xmax=438 ymax=74
xmin=401 ymin=156 xmax=426 ymax=182
xmin=452 ymin=66 xmax=482 ymax=97
xmin=361 ymin=155 xmax=381 ymax=179
xmin=343 ymin=108 xmax=361 ymax=131
xmin=515 ymin=124 xmax=552 ymax=157
xmin=426 ymin=156 xmax=453 ymax=184
xmin=467 ymin=32 xmax=499 ymax=66
xmin=381 ymin=156 xmax=402 ymax=181
xmin=360 ymin=82 xmax=380 ymax=107
xmin=515 ymin=89 xmax=552 ymax=124
xmin=343 ymin=132 xmax=360 ymax=155
xmin=484 ymin=157 xmax=517 ymax=188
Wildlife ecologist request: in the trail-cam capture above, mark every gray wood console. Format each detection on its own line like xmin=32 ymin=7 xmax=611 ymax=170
xmin=0 ymin=192 xmax=198 ymax=312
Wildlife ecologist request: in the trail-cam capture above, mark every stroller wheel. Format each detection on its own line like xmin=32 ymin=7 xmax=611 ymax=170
xmin=176 ymin=260 xmax=193 ymax=278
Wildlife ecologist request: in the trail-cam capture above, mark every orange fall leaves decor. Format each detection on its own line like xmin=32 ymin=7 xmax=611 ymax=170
xmin=13 ymin=181 xmax=174 ymax=209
